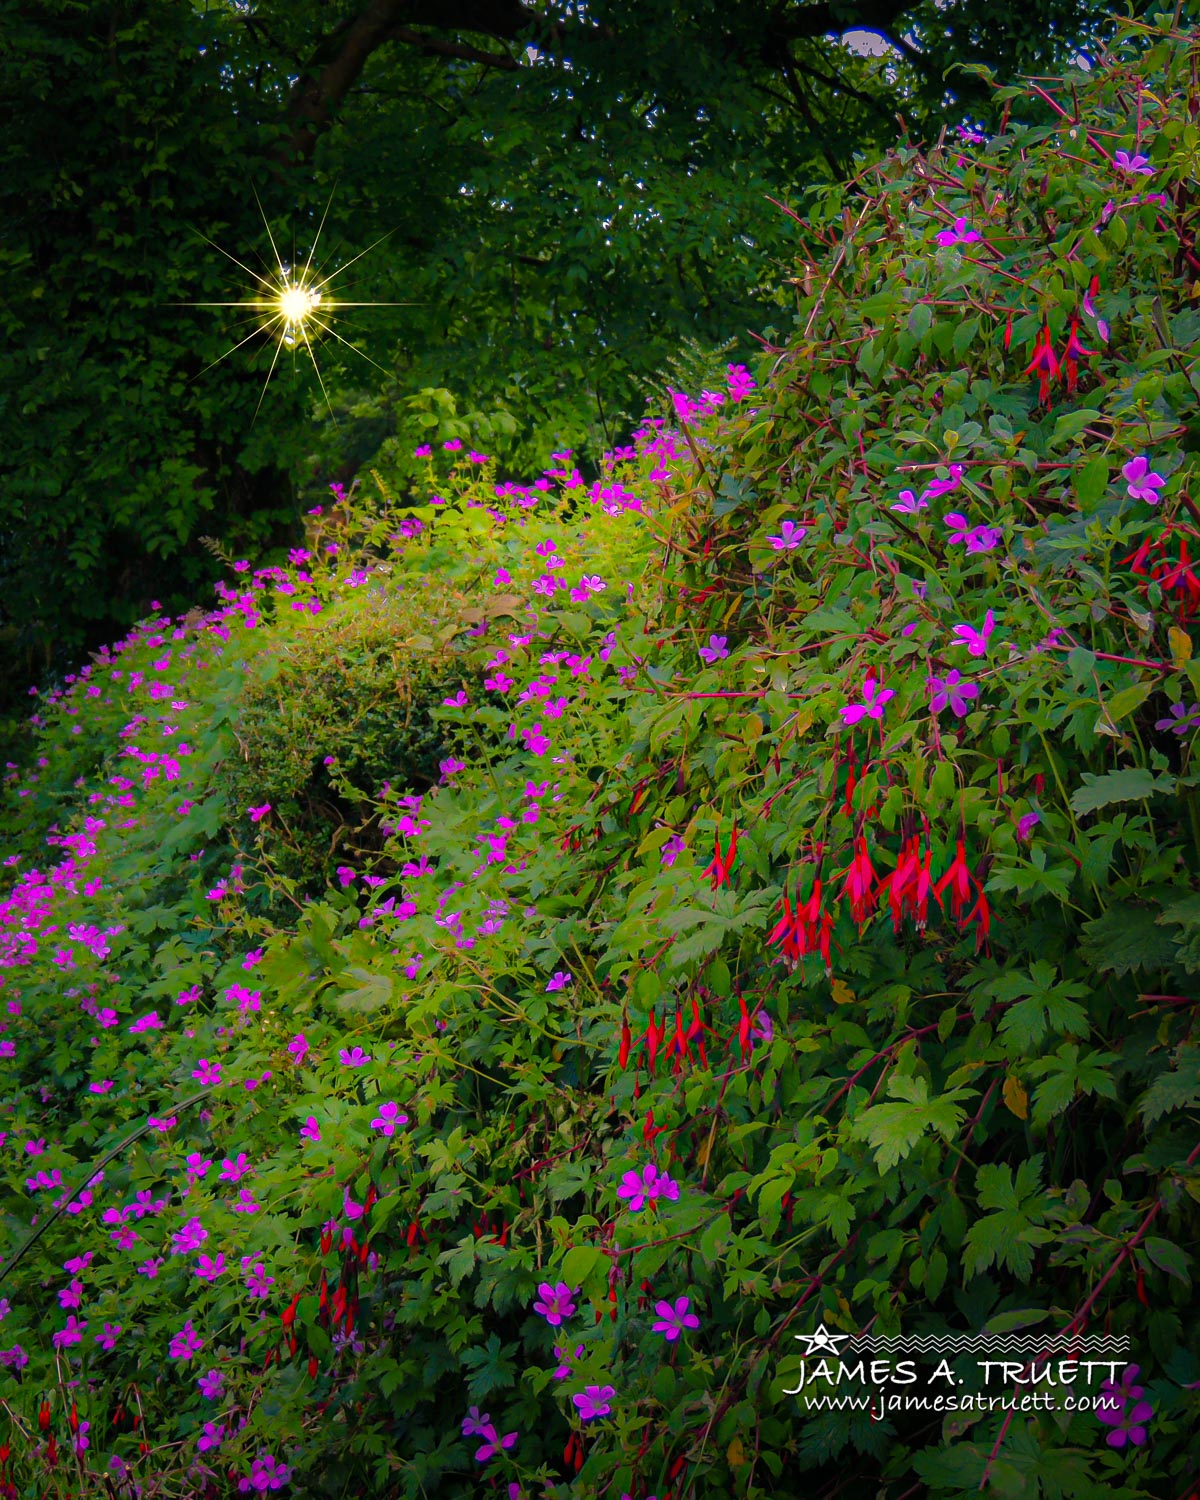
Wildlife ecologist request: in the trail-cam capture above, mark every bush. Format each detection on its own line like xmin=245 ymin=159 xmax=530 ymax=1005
xmin=2 ymin=15 xmax=1200 ymax=1500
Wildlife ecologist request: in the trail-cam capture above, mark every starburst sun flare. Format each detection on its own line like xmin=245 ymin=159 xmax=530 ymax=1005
xmin=181 ymin=189 xmax=403 ymax=420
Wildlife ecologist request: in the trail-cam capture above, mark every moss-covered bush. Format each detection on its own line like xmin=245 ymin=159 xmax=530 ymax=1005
xmin=2 ymin=14 xmax=1200 ymax=1500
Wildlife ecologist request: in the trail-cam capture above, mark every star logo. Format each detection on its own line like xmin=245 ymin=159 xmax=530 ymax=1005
xmin=794 ymin=1323 xmax=850 ymax=1358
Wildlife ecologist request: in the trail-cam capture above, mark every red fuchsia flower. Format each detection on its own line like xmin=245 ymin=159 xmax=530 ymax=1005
xmin=767 ymin=879 xmax=833 ymax=969
xmin=935 ymin=839 xmax=976 ymax=921
xmin=1082 ymin=275 xmax=1109 ymax=342
xmin=879 ymin=835 xmax=937 ymax=932
xmin=837 ymin=837 xmax=877 ymax=926
xmin=1060 ymin=319 xmax=1097 ymax=394
xmin=1024 ymin=323 xmax=1059 ymax=404
xmin=702 ymin=826 xmax=738 ymax=890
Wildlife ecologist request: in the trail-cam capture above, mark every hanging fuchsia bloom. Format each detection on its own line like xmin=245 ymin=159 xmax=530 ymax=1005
xmin=702 ymin=825 xmax=738 ymax=890
xmin=840 ymin=676 xmax=894 ymax=726
xmin=935 ymin=216 xmax=981 ymax=247
xmin=1024 ymin=323 xmax=1059 ymax=404
xmin=1082 ymin=275 xmax=1110 ymax=343
xmin=652 ymin=1296 xmax=701 ymax=1341
xmin=1060 ymin=319 xmax=1097 ymax=394
xmin=837 ymin=838 xmax=877 ymax=926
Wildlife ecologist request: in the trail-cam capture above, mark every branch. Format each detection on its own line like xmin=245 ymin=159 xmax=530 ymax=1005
xmin=387 ymin=25 xmax=518 ymax=70
xmin=282 ymin=0 xmax=541 ymax=165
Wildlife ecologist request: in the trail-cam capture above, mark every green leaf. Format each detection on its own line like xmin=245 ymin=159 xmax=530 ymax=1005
xmin=1076 ymin=454 xmax=1110 ymax=506
xmin=1142 ymin=1237 xmax=1191 ymax=1286
xmin=1070 ymin=767 xmax=1174 ymax=815
xmin=1080 ymin=904 xmax=1179 ymax=976
xmin=332 ymin=966 xmax=393 ymax=1014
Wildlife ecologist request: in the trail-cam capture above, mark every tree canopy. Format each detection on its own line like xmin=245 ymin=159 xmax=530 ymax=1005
xmin=0 ymin=0 xmax=1112 ymax=724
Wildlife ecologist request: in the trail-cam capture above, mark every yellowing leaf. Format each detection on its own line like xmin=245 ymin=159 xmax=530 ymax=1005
xmin=831 ymin=979 xmax=855 ymax=1005
xmin=1169 ymin=626 xmax=1193 ymax=671
xmin=1003 ymin=1074 xmax=1028 ymax=1121
xmin=727 ymin=1438 xmax=746 ymax=1468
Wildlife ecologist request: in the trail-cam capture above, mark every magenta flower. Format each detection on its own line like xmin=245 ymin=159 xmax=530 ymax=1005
xmin=238 ymin=1453 xmax=292 ymax=1492
xmin=532 ymin=1281 xmax=576 ymax=1326
xmin=1122 ymin=456 xmax=1166 ymax=504
xmin=661 ymin=833 xmax=686 ymax=868
xmin=727 ymin=363 xmax=756 ymax=401
xmin=462 ymin=1407 xmax=492 ymax=1438
xmin=475 ymin=1427 xmax=518 ymax=1463
xmin=935 ymin=216 xmax=981 ymax=246
xmin=169 ymin=1321 xmax=204 ymax=1360
xmin=300 ymin=1116 xmax=321 ymax=1144
xmin=698 ymin=634 xmax=729 ymax=665
xmin=198 ymin=1369 xmax=224 ymax=1400
xmin=943 ymin=513 xmax=972 ymax=545
xmin=651 ymin=1296 xmax=701 ymax=1342
xmin=929 ymin=670 xmax=979 ymax=717
xmin=1113 ymin=149 xmax=1154 ymax=177
xmin=219 ymin=1153 xmax=250 ymax=1183
xmin=52 ymin=1316 xmax=87 ymax=1349
xmin=839 ymin=676 xmax=895 ymax=726
xmin=924 ymin=463 xmax=964 ymax=499
xmin=573 ymin=1384 xmax=616 ymax=1421
xmin=546 ymin=971 xmax=572 ymax=992
xmin=552 ymin=1342 xmax=585 ymax=1379
xmin=617 ymin=1163 xmax=680 ymax=1213
xmin=339 ymin=1046 xmax=372 ymax=1067
xmin=890 ymin=489 xmax=928 ymax=515
xmin=767 ymin=520 xmax=808 ymax=550
xmin=194 ymin=1252 xmax=226 ymax=1281
xmin=287 ymin=1032 xmax=309 ymax=1064
xmin=1155 ymin=701 xmax=1200 ymax=735
xmin=248 ymin=803 xmax=271 ymax=822
xmin=1017 ymin=811 xmax=1040 ymax=841
xmin=1096 ymin=1364 xmax=1153 ymax=1447
xmin=966 ymin=525 xmax=1003 ymax=554
xmin=370 ymin=1101 xmax=408 ymax=1136
xmin=198 ymin=1420 xmax=226 ymax=1453
xmin=951 ymin=610 xmax=995 ymax=658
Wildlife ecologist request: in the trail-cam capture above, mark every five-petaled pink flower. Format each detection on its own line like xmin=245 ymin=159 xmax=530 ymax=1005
xmin=169 ymin=1321 xmax=204 ymax=1360
xmin=652 ymin=1295 xmax=701 ymax=1342
xmin=546 ymin=971 xmax=572 ymax=992
xmin=618 ymin=1163 xmax=679 ymax=1212
xmin=532 ymin=1281 xmax=576 ymax=1326
xmin=951 ymin=611 xmax=995 ymax=658
xmin=1113 ymin=149 xmax=1154 ymax=177
xmin=300 ymin=1116 xmax=321 ymax=1144
xmin=248 ymin=803 xmax=271 ymax=822
xmin=935 ymin=216 xmax=981 ymax=246
xmin=370 ymin=1101 xmax=408 ymax=1136
xmin=573 ymin=1384 xmax=616 ymax=1421
xmin=929 ymin=671 xmax=979 ymax=717
xmin=767 ymin=520 xmax=807 ymax=550
xmin=1122 ymin=456 xmax=1166 ymax=504
xmin=840 ymin=676 xmax=895 ymax=726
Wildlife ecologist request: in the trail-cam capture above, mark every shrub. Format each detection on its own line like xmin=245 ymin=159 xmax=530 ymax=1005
xmin=2 ymin=14 xmax=1200 ymax=1500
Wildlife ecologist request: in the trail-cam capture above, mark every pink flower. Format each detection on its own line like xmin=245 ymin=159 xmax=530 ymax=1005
xmin=890 ymin=489 xmax=928 ymax=515
xmin=287 ymin=1033 xmax=309 ymax=1064
xmin=247 ymin=803 xmax=271 ymax=822
xmin=301 ymin=1116 xmax=321 ymax=1144
xmin=1122 ymin=456 xmax=1166 ymax=504
xmin=951 ymin=610 xmax=995 ymax=658
xmin=698 ymin=634 xmax=728 ymax=664
xmin=651 ymin=1295 xmax=700 ymax=1342
xmin=370 ymin=1101 xmax=408 ymax=1136
xmin=169 ymin=1321 xmax=204 ymax=1360
xmin=840 ymin=676 xmax=895 ymax=726
xmin=532 ymin=1281 xmax=576 ymax=1325
xmin=1113 ymin=149 xmax=1154 ymax=177
xmin=935 ymin=216 xmax=981 ymax=246
xmin=617 ymin=1163 xmax=680 ymax=1213
xmin=929 ymin=670 xmax=979 ymax=717
xmin=573 ymin=1385 xmax=615 ymax=1420
xmin=767 ymin=520 xmax=807 ymax=550
xmin=545 ymin=971 xmax=572 ymax=992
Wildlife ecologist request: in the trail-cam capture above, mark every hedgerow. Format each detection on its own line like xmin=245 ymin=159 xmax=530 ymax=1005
xmin=2 ymin=13 xmax=1200 ymax=1499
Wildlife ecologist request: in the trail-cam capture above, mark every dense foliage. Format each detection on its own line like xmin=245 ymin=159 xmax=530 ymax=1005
xmin=0 ymin=0 xmax=1113 ymax=716
xmin=3 ymin=12 xmax=1200 ymax=1498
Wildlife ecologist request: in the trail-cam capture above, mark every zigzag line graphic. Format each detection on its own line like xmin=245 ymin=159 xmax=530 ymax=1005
xmin=836 ymin=1334 xmax=1131 ymax=1355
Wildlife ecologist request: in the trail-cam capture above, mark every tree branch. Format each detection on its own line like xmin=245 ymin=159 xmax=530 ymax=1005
xmin=282 ymin=0 xmax=541 ymax=165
